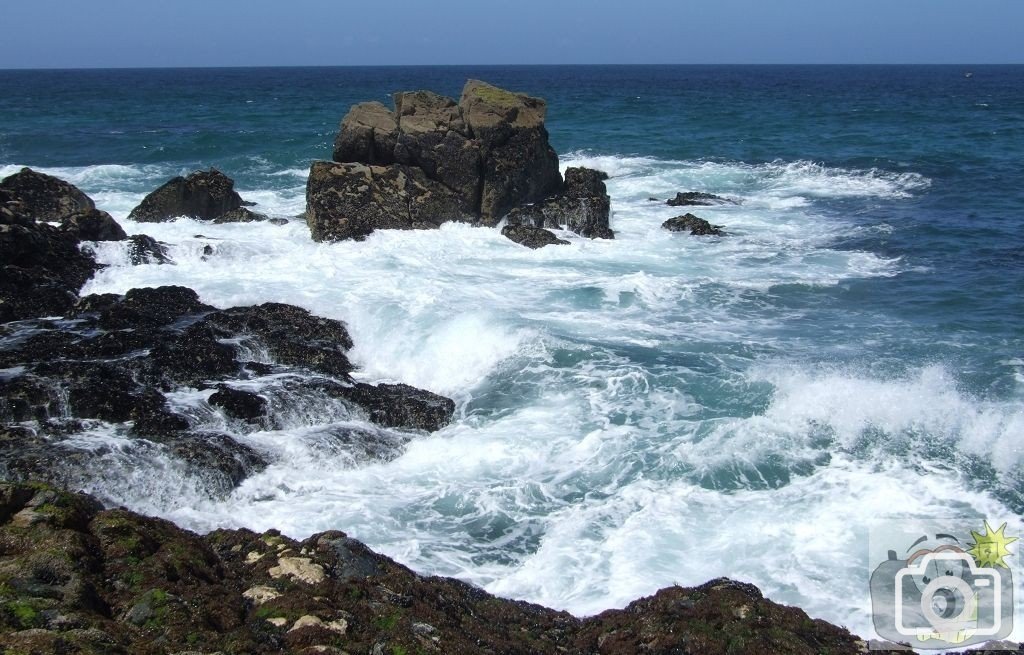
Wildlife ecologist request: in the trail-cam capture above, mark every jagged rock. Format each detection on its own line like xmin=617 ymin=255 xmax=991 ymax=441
xmin=501 ymin=224 xmax=569 ymax=249
xmin=662 ymin=213 xmax=725 ymax=236
xmin=128 ymin=169 xmax=250 ymax=222
xmin=126 ymin=234 xmax=172 ymax=265
xmin=310 ymin=79 xmax=562 ymax=241
xmin=60 ymin=208 xmax=128 ymax=241
xmin=0 ymin=482 xmax=864 ymax=654
xmin=666 ymin=191 xmax=737 ymax=207
xmin=504 ymin=166 xmax=614 ymax=239
xmin=0 ymin=167 xmax=95 ymax=222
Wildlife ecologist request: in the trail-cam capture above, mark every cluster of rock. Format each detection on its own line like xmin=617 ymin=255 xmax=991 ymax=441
xmin=306 ymin=79 xmax=613 ymax=246
xmin=0 ymin=481 xmax=862 ymax=654
xmin=128 ymin=168 xmax=271 ymax=224
xmin=1 ymin=285 xmax=455 ymax=497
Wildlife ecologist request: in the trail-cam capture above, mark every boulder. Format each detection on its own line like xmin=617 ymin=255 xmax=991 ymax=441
xmin=310 ymin=79 xmax=564 ymax=241
xmin=128 ymin=169 xmax=250 ymax=222
xmin=662 ymin=213 xmax=725 ymax=236
xmin=60 ymin=208 xmax=128 ymax=241
xmin=501 ymin=224 xmax=569 ymax=249
xmin=504 ymin=166 xmax=614 ymax=239
xmin=666 ymin=191 xmax=737 ymax=207
xmin=212 ymin=207 xmax=270 ymax=224
xmin=0 ymin=167 xmax=95 ymax=222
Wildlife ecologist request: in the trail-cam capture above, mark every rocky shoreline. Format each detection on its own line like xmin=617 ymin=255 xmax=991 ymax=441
xmin=0 ymin=80 xmax=997 ymax=654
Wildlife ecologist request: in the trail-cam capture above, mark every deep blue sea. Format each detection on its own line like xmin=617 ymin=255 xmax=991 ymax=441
xmin=2 ymin=65 xmax=1022 ymax=639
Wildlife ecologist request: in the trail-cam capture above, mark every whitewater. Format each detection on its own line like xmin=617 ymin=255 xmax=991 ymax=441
xmin=4 ymin=146 xmax=1020 ymax=643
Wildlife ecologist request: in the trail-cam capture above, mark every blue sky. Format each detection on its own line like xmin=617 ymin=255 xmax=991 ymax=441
xmin=2 ymin=0 xmax=1021 ymax=68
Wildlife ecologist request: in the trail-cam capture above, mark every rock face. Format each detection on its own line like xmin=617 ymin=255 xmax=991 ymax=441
xmin=128 ymin=169 xmax=264 ymax=223
xmin=60 ymin=208 xmax=128 ymax=241
xmin=662 ymin=213 xmax=725 ymax=236
xmin=0 ymin=167 xmax=95 ymax=222
xmin=501 ymin=224 xmax=569 ymax=249
xmin=505 ymin=167 xmax=614 ymax=239
xmin=309 ymin=79 xmax=564 ymax=241
xmin=0 ymin=481 xmax=862 ymax=654
xmin=0 ymin=285 xmax=455 ymax=497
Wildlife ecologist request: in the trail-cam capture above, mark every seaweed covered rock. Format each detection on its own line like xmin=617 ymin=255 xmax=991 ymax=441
xmin=128 ymin=169 xmax=258 ymax=223
xmin=309 ymin=79 xmax=563 ymax=241
xmin=0 ymin=482 xmax=864 ymax=654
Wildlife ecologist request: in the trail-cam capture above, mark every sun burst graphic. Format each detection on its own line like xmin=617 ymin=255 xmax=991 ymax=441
xmin=968 ymin=521 xmax=1018 ymax=569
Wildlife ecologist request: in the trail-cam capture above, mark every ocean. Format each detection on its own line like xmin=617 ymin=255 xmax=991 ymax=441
xmin=1 ymin=65 xmax=1022 ymax=640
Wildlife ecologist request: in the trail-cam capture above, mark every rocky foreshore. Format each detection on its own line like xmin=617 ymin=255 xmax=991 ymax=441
xmin=0 ymin=81 xmax=969 ymax=654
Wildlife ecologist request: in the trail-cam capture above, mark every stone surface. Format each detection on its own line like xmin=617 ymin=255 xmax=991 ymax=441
xmin=0 ymin=482 xmax=866 ymax=654
xmin=60 ymin=209 xmax=128 ymax=241
xmin=662 ymin=212 xmax=726 ymax=236
xmin=666 ymin=191 xmax=738 ymax=207
xmin=0 ymin=167 xmax=96 ymax=222
xmin=501 ymin=224 xmax=569 ymax=249
xmin=128 ymin=169 xmax=249 ymax=222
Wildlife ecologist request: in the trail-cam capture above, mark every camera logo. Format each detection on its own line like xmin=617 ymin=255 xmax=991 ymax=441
xmin=870 ymin=520 xmax=1017 ymax=649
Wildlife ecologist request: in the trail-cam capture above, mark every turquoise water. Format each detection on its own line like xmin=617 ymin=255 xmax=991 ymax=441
xmin=1 ymin=66 xmax=1022 ymax=638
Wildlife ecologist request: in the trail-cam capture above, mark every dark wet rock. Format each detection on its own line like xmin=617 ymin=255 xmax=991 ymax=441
xmin=666 ymin=191 xmax=737 ymax=207
xmin=662 ymin=212 xmax=726 ymax=236
xmin=126 ymin=234 xmax=172 ymax=265
xmin=0 ymin=482 xmax=864 ymax=654
xmin=0 ymin=167 xmax=96 ymax=222
xmin=128 ymin=169 xmax=251 ymax=223
xmin=332 ymin=382 xmax=455 ymax=432
xmin=501 ymin=224 xmax=569 ymax=249
xmin=161 ymin=432 xmax=267 ymax=491
xmin=212 ymin=207 xmax=270 ymax=224
xmin=59 ymin=209 xmax=128 ymax=241
xmin=80 ymin=286 xmax=213 ymax=330
xmin=310 ymin=79 xmax=562 ymax=241
xmin=0 ymin=216 xmax=99 ymax=322
xmin=150 ymin=323 xmax=240 ymax=386
xmin=504 ymin=166 xmax=614 ymax=239
xmin=208 ymin=385 xmax=267 ymax=423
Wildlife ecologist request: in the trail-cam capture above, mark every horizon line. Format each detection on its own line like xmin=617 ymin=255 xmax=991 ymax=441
xmin=1 ymin=62 xmax=1020 ymax=73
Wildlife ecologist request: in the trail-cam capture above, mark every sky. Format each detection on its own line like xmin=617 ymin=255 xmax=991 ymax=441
xmin=1 ymin=0 xmax=1021 ymax=69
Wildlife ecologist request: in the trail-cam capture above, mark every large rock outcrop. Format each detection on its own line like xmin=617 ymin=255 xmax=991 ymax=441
xmin=0 ymin=481 xmax=863 ymax=654
xmin=308 ymin=80 xmax=565 ymax=242
xmin=504 ymin=167 xmax=614 ymax=239
xmin=128 ymin=169 xmax=266 ymax=223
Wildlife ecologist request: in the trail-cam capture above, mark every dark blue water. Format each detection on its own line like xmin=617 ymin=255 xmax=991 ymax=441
xmin=2 ymin=65 xmax=1022 ymax=634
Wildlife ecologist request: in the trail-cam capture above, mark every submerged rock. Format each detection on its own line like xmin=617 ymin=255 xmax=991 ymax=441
xmin=666 ymin=191 xmax=738 ymax=207
xmin=501 ymin=224 xmax=569 ymax=249
xmin=663 ymin=213 xmax=726 ymax=236
xmin=128 ymin=169 xmax=257 ymax=223
xmin=0 ymin=167 xmax=95 ymax=222
xmin=309 ymin=79 xmax=563 ymax=241
xmin=0 ymin=481 xmax=864 ymax=654
xmin=126 ymin=234 xmax=173 ymax=265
